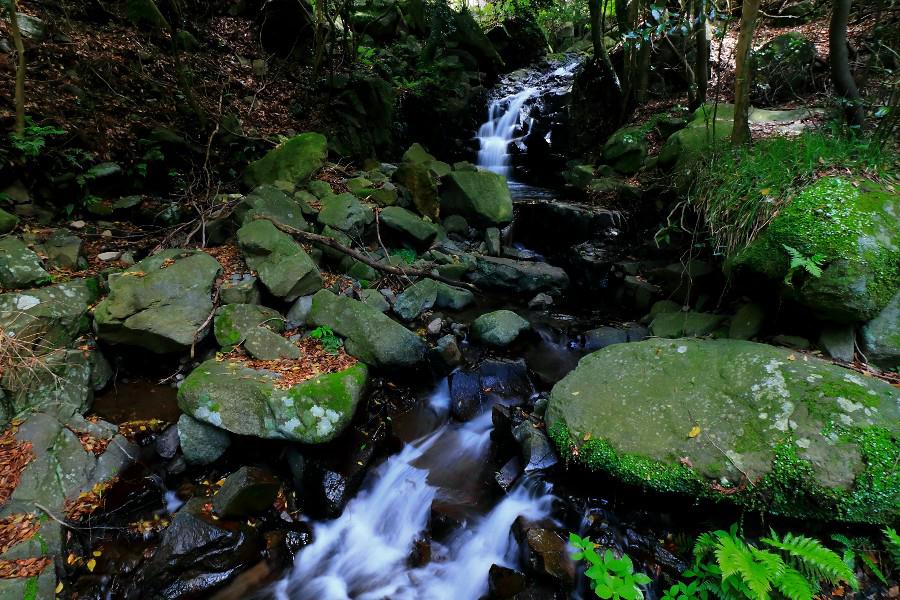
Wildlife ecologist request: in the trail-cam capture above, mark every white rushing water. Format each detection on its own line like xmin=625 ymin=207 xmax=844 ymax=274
xmin=273 ymin=382 xmax=554 ymax=600
xmin=476 ymin=88 xmax=536 ymax=178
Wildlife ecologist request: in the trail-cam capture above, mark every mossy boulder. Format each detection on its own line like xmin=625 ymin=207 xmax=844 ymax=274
xmin=730 ymin=177 xmax=899 ymax=323
xmin=308 ymin=289 xmax=426 ymax=368
xmin=213 ymin=304 xmax=299 ymax=360
xmin=0 ymin=208 xmax=18 ymax=234
xmin=861 ymin=291 xmax=900 ymax=371
xmin=244 ymin=132 xmax=328 ymax=188
xmin=471 ymin=310 xmax=530 ymax=347
xmin=467 ymin=256 xmax=569 ymax=295
xmin=602 ymin=126 xmax=648 ymax=175
xmin=547 ymin=338 xmax=900 ymax=524
xmin=0 ymin=278 xmax=100 ymax=348
xmin=0 ymin=236 xmax=49 ymax=289
xmin=393 ymin=162 xmax=439 ymax=220
xmin=317 ymin=193 xmax=375 ymax=238
xmin=237 ymin=220 xmax=323 ymax=301
xmin=440 ymin=171 xmax=514 ymax=226
xmin=392 ymin=278 xmax=474 ymax=320
xmin=178 ymin=359 xmax=367 ymax=443
xmin=650 ymin=311 xmax=724 ymax=338
xmin=234 ymin=185 xmax=309 ymax=231
xmin=379 ymin=206 xmax=438 ymax=246
xmin=93 ymin=250 xmax=222 ymax=353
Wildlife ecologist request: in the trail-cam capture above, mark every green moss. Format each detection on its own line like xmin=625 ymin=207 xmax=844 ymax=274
xmin=213 ymin=311 xmax=241 ymax=347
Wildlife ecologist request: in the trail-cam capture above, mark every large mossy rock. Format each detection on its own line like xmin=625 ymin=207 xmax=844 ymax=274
xmin=0 ymin=236 xmax=49 ymax=289
xmin=244 ymin=132 xmax=328 ymax=188
xmin=379 ymin=206 xmax=438 ymax=246
xmin=0 ymin=208 xmax=19 ymax=234
xmin=317 ymin=193 xmax=375 ymax=238
xmin=861 ymin=291 xmax=900 ymax=371
xmin=393 ymin=162 xmax=440 ymax=220
xmin=308 ymin=289 xmax=426 ymax=368
xmin=467 ymin=256 xmax=569 ymax=295
xmin=213 ymin=304 xmax=299 ymax=360
xmin=237 ymin=220 xmax=323 ymax=301
xmin=730 ymin=177 xmax=899 ymax=323
xmin=440 ymin=171 xmax=514 ymax=226
xmin=602 ymin=126 xmax=648 ymax=175
xmin=547 ymin=338 xmax=900 ymax=524
xmin=0 ymin=278 xmax=100 ymax=348
xmin=751 ymin=33 xmax=817 ymax=104
xmin=94 ymin=250 xmax=222 ymax=353
xmin=471 ymin=310 xmax=530 ymax=347
xmin=234 ymin=185 xmax=309 ymax=231
xmin=392 ymin=278 xmax=474 ymax=320
xmin=178 ymin=359 xmax=367 ymax=443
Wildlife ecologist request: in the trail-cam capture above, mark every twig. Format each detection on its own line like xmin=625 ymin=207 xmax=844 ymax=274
xmin=191 ymin=287 xmax=220 ymax=359
xmin=33 ymin=503 xmax=124 ymax=532
xmin=254 ymin=216 xmax=480 ymax=293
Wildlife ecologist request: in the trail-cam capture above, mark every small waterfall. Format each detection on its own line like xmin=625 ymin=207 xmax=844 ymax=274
xmin=273 ymin=382 xmax=554 ymax=600
xmin=476 ymin=87 xmax=536 ymax=178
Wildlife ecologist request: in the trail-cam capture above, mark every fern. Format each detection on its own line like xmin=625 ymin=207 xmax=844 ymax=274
xmin=831 ymin=533 xmax=887 ymax=585
xmin=885 ymin=527 xmax=900 ymax=570
xmin=773 ymin=567 xmax=813 ymax=600
xmin=781 ymin=244 xmax=826 ymax=285
xmin=761 ymin=531 xmax=856 ymax=589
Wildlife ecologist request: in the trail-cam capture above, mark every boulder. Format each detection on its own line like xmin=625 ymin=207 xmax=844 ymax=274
xmin=235 ymin=185 xmax=309 ymax=231
xmin=393 ymin=162 xmax=439 ymax=220
xmin=471 ymin=310 xmax=530 ymax=347
xmin=0 ymin=278 xmax=100 ymax=347
xmin=0 ymin=207 xmax=18 ymax=233
xmin=177 ymin=414 xmax=231 ymax=465
xmin=178 ymin=359 xmax=368 ymax=443
xmin=212 ymin=466 xmax=280 ymax=518
xmin=213 ymin=303 xmax=299 ymax=360
xmin=440 ymin=171 xmax=514 ymax=226
xmin=43 ymin=231 xmax=84 ymax=270
xmin=730 ymin=177 xmax=899 ymax=323
xmin=237 ymin=220 xmax=323 ymax=301
xmin=379 ymin=206 xmax=438 ymax=246
xmin=751 ymin=33 xmax=817 ymax=103
xmin=860 ymin=291 xmax=900 ymax=371
xmin=602 ymin=126 xmax=648 ymax=175
xmin=308 ymin=289 xmax=426 ymax=368
xmin=467 ymin=256 xmax=569 ymax=295
xmin=220 ymin=276 xmax=261 ymax=305
xmin=819 ymin=324 xmax=855 ymax=362
xmin=650 ymin=311 xmax=724 ymax=338
xmin=317 ymin=193 xmax=375 ymax=238
xmin=0 ymin=236 xmax=48 ymax=289
xmin=547 ymin=338 xmax=900 ymax=524
xmin=244 ymin=132 xmax=328 ymax=188
xmin=93 ymin=250 xmax=222 ymax=353
xmin=393 ymin=278 xmax=474 ymax=320
xmin=449 ymin=359 xmax=533 ymax=421
xmin=729 ymin=303 xmax=766 ymax=340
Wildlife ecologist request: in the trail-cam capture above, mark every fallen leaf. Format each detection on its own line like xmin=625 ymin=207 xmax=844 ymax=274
xmin=55 ymin=582 xmax=64 ymax=593
xmin=86 ymin=558 xmax=96 ymax=572
xmin=583 ymin=432 xmax=592 ymax=441
xmin=688 ymin=425 xmax=701 ymax=438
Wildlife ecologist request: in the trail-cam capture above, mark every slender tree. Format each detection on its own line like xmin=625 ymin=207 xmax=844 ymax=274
xmin=829 ymin=0 xmax=865 ymax=129
xmin=732 ymin=0 xmax=761 ymax=145
xmin=693 ymin=0 xmax=709 ymax=110
xmin=7 ymin=0 xmax=26 ymax=135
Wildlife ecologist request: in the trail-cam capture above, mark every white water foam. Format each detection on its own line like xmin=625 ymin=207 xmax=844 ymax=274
xmin=476 ymin=88 xmax=536 ymax=178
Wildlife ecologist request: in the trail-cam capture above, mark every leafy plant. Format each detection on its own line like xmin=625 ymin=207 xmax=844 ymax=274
xmin=356 ymin=45 xmax=376 ymax=68
xmin=390 ymin=248 xmax=417 ymax=265
xmin=781 ymin=244 xmax=826 ymax=285
xmin=830 ymin=533 xmax=887 ymax=585
xmin=680 ymin=525 xmax=856 ymax=600
xmin=309 ymin=325 xmax=343 ymax=355
xmin=885 ymin=527 xmax=900 ymax=570
xmin=570 ymin=533 xmax=653 ymax=599
xmin=9 ymin=117 xmax=65 ymax=157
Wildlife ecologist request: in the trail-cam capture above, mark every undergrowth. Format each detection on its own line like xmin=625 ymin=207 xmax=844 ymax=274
xmin=689 ymin=130 xmax=892 ymax=259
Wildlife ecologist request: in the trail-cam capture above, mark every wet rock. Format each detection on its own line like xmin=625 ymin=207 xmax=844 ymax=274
xmin=237 ymin=220 xmax=323 ymax=302
xmin=93 ymin=249 xmax=222 ymax=353
xmin=467 ymin=256 xmax=569 ymax=295
xmin=441 ymin=171 xmax=514 ymax=226
xmin=244 ymin=132 xmax=327 ymax=188
xmin=528 ymin=293 xmax=553 ymax=309
xmin=0 ymin=278 xmax=100 ymax=348
xmin=514 ymin=522 xmax=576 ymax=588
xmin=155 ymin=424 xmax=180 ymax=459
xmin=649 ymin=311 xmax=724 ymax=338
xmin=494 ymin=456 xmax=523 ymax=492
xmin=317 ymin=193 xmax=375 ymax=238
xmin=861 ymin=291 xmax=900 ymax=370
xmin=43 ymin=231 xmax=84 ymax=269
xmin=379 ymin=206 xmax=438 ymax=246
xmin=547 ymin=338 xmax=900 ymax=523
xmin=819 ymin=324 xmax=855 ymax=362
xmin=449 ymin=359 xmax=533 ymax=421
xmin=234 ymin=185 xmax=309 ymax=231
xmin=177 ymin=414 xmax=231 ymax=465
xmin=214 ymin=303 xmax=299 ymax=360
xmin=143 ymin=498 xmax=262 ymax=599
xmin=393 ymin=279 xmax=474 ymax=320
xmin=220 ymin=276 xmax=261 ymax=305
xmin=489 ymin=564 xmax=527 ymax=598
xmin=0 ymin=236 xmax=48 ymax=289
xmin=213 ymin=466 xmax=280 ymax=518
xmin=471 ymin=310 xmax=530 ymax=347
xmin=583 ymin=325 xmax=647 ymax=351
xmin=0 ymin=207 xmax=18 ymax=233
xmin=432 ymin=334 xmax=463 ymax=370
xmin=729 ymin=302 xmax=766 ymax=340
xmin=309 ymin=289 xmax=427 ymax=368
xmin=178 ymin=359 xmax=367 ymax=443
xmin=304 ymin=426 xmax=381 ymax=518
xmin=512 ymin=420 xmax=558 ymax=473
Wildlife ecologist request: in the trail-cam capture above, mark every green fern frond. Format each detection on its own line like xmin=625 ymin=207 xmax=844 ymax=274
xmin=774 ymin=566 xmax=814 ymax=600
xmin=859 ymin=552 xmax=888 ymax=585
xmin=761 ymin=532 xmax=856 ymax=589
xmin=694 ymin=531 xmax=721 ymax=561
xmin=715 ymin=535 xmax=772 ymax=600
xmin=884 ymin=527 xmax=900 ymax=569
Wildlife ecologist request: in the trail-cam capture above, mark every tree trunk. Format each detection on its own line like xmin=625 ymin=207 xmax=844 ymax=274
xmin=692 ymin=0 xmax=709 ymax=110
xmin=732 ymin=0 xmax=760 ymax=145
xmin=7 ymin=0 xmax=26 ymax=135
xmin=588 ymin=0 xmax=610 ymax=69
xmin=829 ymin=0 xmax=865 ymax=129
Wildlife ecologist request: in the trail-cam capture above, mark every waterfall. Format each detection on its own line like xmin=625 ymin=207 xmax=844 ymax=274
xmin=273 ymin=382 xmax=554 ymax=600
xmin=476 ymin=88 xmax=536 ymax=178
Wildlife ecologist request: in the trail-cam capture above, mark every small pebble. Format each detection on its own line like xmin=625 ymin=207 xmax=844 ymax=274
xmin=101 ymin=229 xmax=113 ymax=238
xmin=427 ymin=318 xmax=442 ymax=336
xmin=97 ymin=251 xmax=121 ymax=261
xmin=70 ymin=220 xmax=86 ymax=229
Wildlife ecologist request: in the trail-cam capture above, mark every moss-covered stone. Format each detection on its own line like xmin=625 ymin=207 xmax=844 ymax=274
xmin=213 ymin=304 xmax=298 ymax=360
xmin=602 ymin=126 xmax=648 ymax=175
xmin=0 ymin=236 xmax=49 ymax=290
xmin=0 ymin=278 xmax=100 ymax=348
xmin=0 ymin=208 xmax=18 ymax=234
xmin=178 ymin=359 xmax=367 ymax=443
xmin=650 ymin=311 xmax=724 ymax=338
xmin=393 ymin=162 xmax=439 ymax=220
xmin=237 ymin=220 xmax=323 ymax=301
xmin=379 ymin=206 xmax=438 ymax=246
xmin=244 ymin=132 xmax=328 ymax=188
xmin=317 ymin=193 xmax=375 ymax=238
xmin=234 ymin=185 xmax=309 ymax=231
xmin=440 ymin=171 xmax=514 ymax=226
xmin=730 ymin=177 xmax=900 ymax=323
xmin=547 ymin=338 xmax=899 ymax=524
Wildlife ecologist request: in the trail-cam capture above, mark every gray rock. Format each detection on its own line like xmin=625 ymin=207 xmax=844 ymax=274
xmin=393 ymin=279 xmax=474 ymax=320
xmin=0 ymin=236 xmax=48 ymax=289
xmin=379 ymin=206 xmax=438 ymax=246
xmin=177 ymin=414 xmax=231 ymax=465
xmin=528 ymin=293 xmax=553 ymax=309
xmin=357 ymin=288 xmax=390 ymax=313
xmin=471 ymin=310 xmax=530 ymax=347
xmin=729 ymin=302 xmax=766 ymax=340
xmin=286 ymin=294 xmax=316 ymax=325
xmin=317 ymin=193 xmax=374 ymax=238
xmin=467 ymin=256 xmax=568 ymax=295
xmin=93 ymin=249 xmax=222 ymax=353
xmin=449 ymin=359 xmax=533 ymax=421
xmin=442 ymin=214 xmax=469 ymax=235
xmin=237 ymin=220 xmax=322 ymax=301
xmin=44 ymin=231 xmax=84 ymax=269
xmin=432 ymin=334 xmax=462 ymax=369
xmin=512 ymin=420 xmax=558 ymax=473
xmin=235 ymin=184 xmax=309 ymax=231
xmin=860 ymin=291 xmax=900 ymax=371
xmin=0 ymin=278 xmax=100 ymax=348
xmin=427 ymin=318 xmax=443 ymax=336
xmin=484 ymin=227 xmax=501 ymax=256
xmin=819 ymin=324 xmax=855 ymax=362
xmin=441 ymin=171 xmax=514 ymax=226
xmin=213 ymin=466 xmax=280 ymax=517
xmin=220 ymin=276 xmax=261 ymax=305
xmin=214 ymin=303 xmax=298 ymax=360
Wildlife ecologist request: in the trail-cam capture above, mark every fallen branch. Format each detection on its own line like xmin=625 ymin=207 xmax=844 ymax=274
xmin=254 ymin=216 xmax=480 ymax=294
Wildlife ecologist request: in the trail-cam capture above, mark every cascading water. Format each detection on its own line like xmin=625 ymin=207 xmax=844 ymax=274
xmin=476 ymin=87 xmax=536 ymax=178
xmin=273 ymin=381 xmax=554 ymax=600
